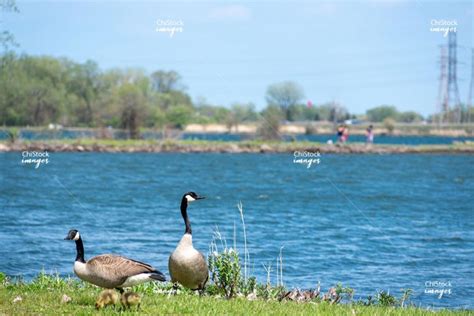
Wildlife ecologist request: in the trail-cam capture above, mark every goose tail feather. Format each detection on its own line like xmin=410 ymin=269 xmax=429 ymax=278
xmin=149 ymin=271 xmax=166 ymax=282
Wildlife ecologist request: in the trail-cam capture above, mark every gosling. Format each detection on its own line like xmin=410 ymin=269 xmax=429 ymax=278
xmin=121 ymin=292 xmax=141 ymax=310
xmin=95 ymin=289 xmax=119 ymax=309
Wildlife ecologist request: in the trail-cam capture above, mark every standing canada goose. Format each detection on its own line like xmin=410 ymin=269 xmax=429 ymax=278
xmin=168 ymin=192 xmax=208 ymax=291
xmin=64 ymin=229 xmax=166 ymax=292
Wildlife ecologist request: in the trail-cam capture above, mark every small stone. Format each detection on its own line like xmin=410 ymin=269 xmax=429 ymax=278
xmin=13 ymin=296 xmax=22 ymax=303
xmin=247 ymin=291 xmax=257 ymax=301
xmin=76 ymin=145 xmax=85 ymax=152
xmin=260 ymin=144 xmax=272 ymax=153
xmin=61 ymin=294 xmax=72 ymax=304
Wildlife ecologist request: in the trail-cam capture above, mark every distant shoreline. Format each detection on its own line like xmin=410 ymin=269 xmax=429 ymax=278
xmin=2 ymin=123 xmax=474 ymax=137
xmin=1 ymin=140 xmax=473 ymax=154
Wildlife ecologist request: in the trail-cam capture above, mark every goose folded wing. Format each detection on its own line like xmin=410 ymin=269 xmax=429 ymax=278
xmin=88 ymin=254 xmax=158 ymax=280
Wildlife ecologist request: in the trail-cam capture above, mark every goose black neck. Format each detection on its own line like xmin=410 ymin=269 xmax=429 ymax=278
xmin=74 ymin=237 xmax=86 ymax=263
xmin=180 ymin=197 xmax=192 ymax=235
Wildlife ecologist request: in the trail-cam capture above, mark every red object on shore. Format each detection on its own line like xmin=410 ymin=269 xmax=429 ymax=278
xmin=307 ymin=100 xmax=313 ymax=108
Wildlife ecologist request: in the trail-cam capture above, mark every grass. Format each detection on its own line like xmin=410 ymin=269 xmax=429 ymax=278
xmin=0 ymin=274 xmax=471 ymax=316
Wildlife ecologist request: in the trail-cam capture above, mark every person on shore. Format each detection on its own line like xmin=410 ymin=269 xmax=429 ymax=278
xmin=366 ymin=125 xmax=374 ymax=144
xmin=342 ymin=125 xmax=349 ymax=143
xmin=337 ymin=125 xmax=344 ymax=143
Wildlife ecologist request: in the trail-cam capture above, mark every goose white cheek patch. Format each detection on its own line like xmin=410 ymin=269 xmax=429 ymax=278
xmin=186 ymin=195 xmax=196 ymax=202
xmin=73 ymin=232 xmax=80 ymax=241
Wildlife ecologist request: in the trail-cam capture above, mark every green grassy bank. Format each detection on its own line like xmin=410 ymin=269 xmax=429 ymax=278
xmin=0 ymin=274 xmax=471 ymax=316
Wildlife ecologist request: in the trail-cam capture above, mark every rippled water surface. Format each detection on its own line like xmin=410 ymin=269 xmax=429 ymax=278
xmin=1 ymin=153 xmax=473 ymax=308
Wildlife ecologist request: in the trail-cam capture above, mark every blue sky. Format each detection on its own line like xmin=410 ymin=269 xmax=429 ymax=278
xmin=4 ymin=0 xmax=473 ymax=116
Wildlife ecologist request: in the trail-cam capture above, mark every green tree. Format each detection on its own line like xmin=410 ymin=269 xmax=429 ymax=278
xmin=314 ymin=102 xmax=348 ymax=123
xmin=398 ymin=111 xmax=423 ymax=123
xmin=151 ymin=70 xmax=183 ymax=93
xmin=383 ymin=117 xmax=396 ymax=134
xmin=226 ymin=102 xmax=258 ymax=131
xmin=166 ymin=105 xmax=193 ymax=129
xmin=155 ymin=90 xmax=192 ymax=109
xmin=257 ymin=105 xmax=283 ymax=140
xmin=366 ymin=105 xmax=398 ymax=122
xmin=117 ymin=84 xmax=146 ymax=139
xmin=1 ymin=0 xmax=19 ymax=51
xmin=265 ymin=81 xmax=305 ymax=120
xmin=65 ymin=60 xmax=100 ymax=125
xmin=286 ymin=104 xmax=321 ymax=121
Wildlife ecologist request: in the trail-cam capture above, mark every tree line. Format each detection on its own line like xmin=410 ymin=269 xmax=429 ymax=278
xmin=1 ymin=54 xmax=433 ymax=138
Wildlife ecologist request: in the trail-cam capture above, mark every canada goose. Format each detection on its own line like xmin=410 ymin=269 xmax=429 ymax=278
xmin=168 ymin=192 xmax=208 ymax=291
xmin=64 ymin=229 xmax=166 ymax=292
xmin=95 ymin=289 xmax=119 ymax=309
xmin=121 ymin=292 xmax=141 ymax=310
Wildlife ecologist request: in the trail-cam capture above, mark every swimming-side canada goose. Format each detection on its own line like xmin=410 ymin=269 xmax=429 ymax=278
xmin=64 ymin=229 xmax=166 ymax=292
xmin=168 ymin=192 xmax=208 ymax=291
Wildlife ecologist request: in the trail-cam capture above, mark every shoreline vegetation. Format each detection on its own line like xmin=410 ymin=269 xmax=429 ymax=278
xmin=0 ymin=273 xmax=470 ymax=315
xmin=1 ymin=139 xmax=474 ymax=154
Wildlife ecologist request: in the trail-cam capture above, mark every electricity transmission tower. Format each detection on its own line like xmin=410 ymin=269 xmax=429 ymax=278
xmin=468 ymin=48 xmax=474 ymax=123
xmin=447 ymin=32 xmax=462 ymax=123
xmin=438 ymin=32 xmax=462 ymax=124
xmin=437 ymin=47 xmax=447 ymax=125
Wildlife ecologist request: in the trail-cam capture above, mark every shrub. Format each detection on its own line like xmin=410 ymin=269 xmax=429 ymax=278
xmin=208 ymin=247 xmax=241 ymax=298
xmin=6 ymin=127 xmax=19 ymax=143
xmin=377 ymin=290 xmax=396 ymax=306
xmin=257 ymin=105 xmax=283 ymax=140
xmin=383 ymin=117 xmax=396 ymax=134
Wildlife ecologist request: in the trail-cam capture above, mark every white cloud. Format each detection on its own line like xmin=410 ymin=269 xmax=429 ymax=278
xmin=208 ymin=5 xmax=252 ymax=21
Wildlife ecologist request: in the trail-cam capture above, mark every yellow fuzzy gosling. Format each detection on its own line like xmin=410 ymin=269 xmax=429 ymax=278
xmin=95 ymin=289 xmax=119 ymax=309
xmin=121 ymin=292 xmax=141 ymax=310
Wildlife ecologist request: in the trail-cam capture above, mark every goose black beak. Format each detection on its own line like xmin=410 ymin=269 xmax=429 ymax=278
xmin=64 ymin=236 xmax=72 ymax=240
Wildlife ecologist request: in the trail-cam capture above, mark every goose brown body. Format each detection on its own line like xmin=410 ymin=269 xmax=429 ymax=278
xmin=169 ymin=233 xmax=208 ymax=289
xmin=65 ymin=230 xmax=166 ymax=290
xmin=74 ymin=254 xmax=163 ymax=289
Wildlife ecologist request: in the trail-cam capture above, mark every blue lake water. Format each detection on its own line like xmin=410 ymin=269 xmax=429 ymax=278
xmin=0 ymin=153 xmax=473 ymax=309
xmin=1 ymin=129 xmax=473 ymax=145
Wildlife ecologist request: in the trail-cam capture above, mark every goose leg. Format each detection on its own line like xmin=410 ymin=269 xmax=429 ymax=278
xmin=172 ymin=282 xmax=179 ymax=295
xmin=115 ymin=287 xmax=124 ymax=294
xmin=167 ymin=282 xmax=179 ymax=298
xmin=198 ymin=279 xmax=207 ymax=296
